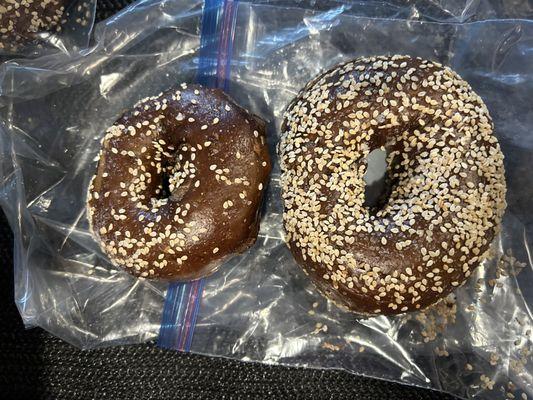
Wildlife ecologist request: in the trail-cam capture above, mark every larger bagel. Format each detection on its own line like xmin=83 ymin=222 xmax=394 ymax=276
xmin=279 ymin=55 xmax=506 ymax=315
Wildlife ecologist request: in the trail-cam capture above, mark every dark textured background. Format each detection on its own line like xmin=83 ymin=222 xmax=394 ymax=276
xmin=0 ymin=1 xmax=457 ymax=398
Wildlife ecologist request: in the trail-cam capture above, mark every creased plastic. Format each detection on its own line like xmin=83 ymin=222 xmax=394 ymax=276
xmin=0 ymin=0 xmax=96 ymax=58
xmin=0 ymin=1 xmax=532 ymax=399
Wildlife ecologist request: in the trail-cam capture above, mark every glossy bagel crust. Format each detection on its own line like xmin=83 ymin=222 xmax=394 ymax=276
xmin=280 ymin=55 xmax=506 ymax=315
xmin=88 ymin=84 xmax=271 ymax=280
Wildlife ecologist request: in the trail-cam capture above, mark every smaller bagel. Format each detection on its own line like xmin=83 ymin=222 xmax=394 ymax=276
xmin=88 ymin=84 xmax=271 ymax=280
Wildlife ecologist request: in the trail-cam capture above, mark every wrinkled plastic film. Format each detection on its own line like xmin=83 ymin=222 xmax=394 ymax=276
xmin=0 ymin=1 xmax=532 ymax=399
xmin=0 ymin=0 xmax=207 ymax=346
xmin=249 ymin=0 xmax=533 ymax=22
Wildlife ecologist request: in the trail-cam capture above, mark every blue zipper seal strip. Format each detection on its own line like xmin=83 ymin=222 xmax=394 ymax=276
xmin=158 ymin=0 xmax=239 ymax=351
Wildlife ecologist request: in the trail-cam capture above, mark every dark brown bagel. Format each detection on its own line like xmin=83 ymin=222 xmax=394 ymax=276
xmin=0 ymin=0 xmax=71 ymax=52
xmin=280 ymin=55 xmax=506 ymax=315
xmin=88 ymin=84 xmax=271 ymax=280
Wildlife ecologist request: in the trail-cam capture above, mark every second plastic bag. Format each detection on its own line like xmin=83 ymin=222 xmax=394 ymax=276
xmin=0 ymin=0 xmax=96 ymax=58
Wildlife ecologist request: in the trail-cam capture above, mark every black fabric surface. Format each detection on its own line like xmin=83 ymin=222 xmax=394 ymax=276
xmin=0 ymin=1 xmax=458 ymax=399
xmin=96 ymin=0 xmax=136 ymax=20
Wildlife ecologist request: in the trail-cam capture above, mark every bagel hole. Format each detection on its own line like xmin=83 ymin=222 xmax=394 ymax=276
xmin=363 ymin=148 xmax=389 ymax=212
xmin=159 ymin=172 xmax=172 ymax=199
xmin=158 ymin=170 xmax=190 ymax=203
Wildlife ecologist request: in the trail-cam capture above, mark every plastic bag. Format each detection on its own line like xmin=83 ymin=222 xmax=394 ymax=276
xmin=1 ymin=0 xmax=532 ymax=398
xmin=0 ymin=0 xmax=96 ymax=58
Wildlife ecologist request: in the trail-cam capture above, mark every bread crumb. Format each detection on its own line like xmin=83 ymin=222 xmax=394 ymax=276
xmin=322 ymin=342 xmax=341 ymax=351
